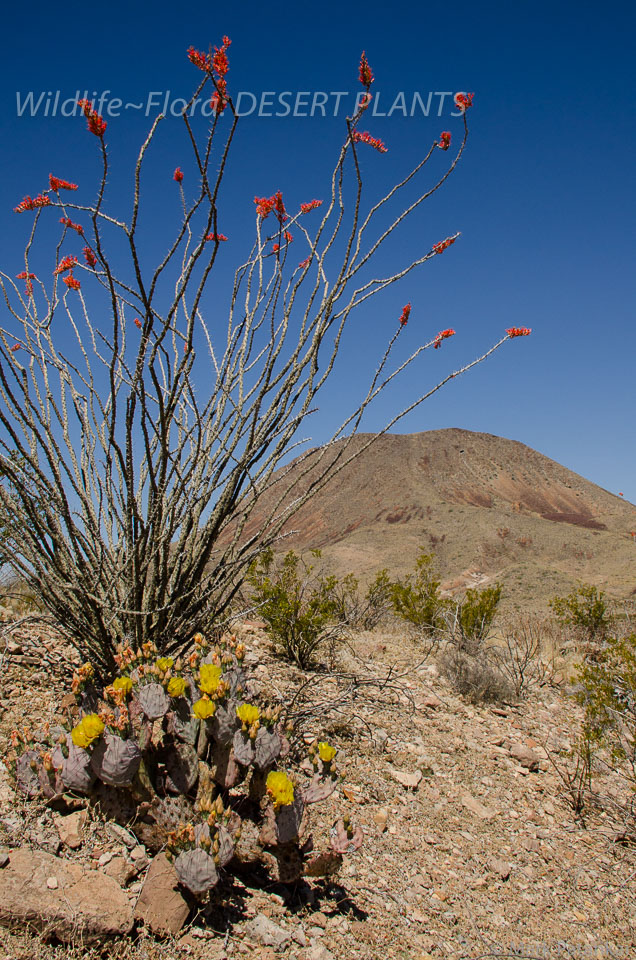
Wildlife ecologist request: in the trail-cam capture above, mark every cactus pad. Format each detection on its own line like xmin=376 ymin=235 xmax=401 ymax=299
xmin=173 ymin=847 xmax=218 ymax=895
xmin=91 ymin=731 xmax=142 ymax=786
xmin=136 ymin=682 xmax=169 ymax=720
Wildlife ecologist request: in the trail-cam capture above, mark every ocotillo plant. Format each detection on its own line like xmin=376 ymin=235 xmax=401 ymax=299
xmin=0 ymin=43 xmax=529 ymax=673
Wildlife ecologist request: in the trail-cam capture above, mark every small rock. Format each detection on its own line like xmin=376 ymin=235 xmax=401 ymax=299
xmin=98 ymin=851 xmax=114 ymax=866
xmin=509 ymin=743 xmax=540 ymax=771
xmin=46 ymin=876 xmax=59 ymax=889
xmin=487 ymin=857 xmax=511 ymax=880
xmin=460 ymin=793 xmax=497 ymax=820
xmin=106 ymin=822 xmax=137 ymax=848
xmin=374 ymin=807 xmax=389 ymax=832
xmin=0 ymin=853 xmax=9 ymax=868
xmin=390 ymin=768 xmax=422 ymax=790
xmin=134 ymin=853 xmax=189 ymax=937
xmin=244 ymin=913 xmax=292 ymax=951
xmin=130 ymin=844 xmax=146 ymax=860
xmin=53 ymin=810 xmax=87 ymax=850
xmin=103 ymin=856 xmax=137 ymax=887
xmin=305 ymin=946 xmax=335 ymax=960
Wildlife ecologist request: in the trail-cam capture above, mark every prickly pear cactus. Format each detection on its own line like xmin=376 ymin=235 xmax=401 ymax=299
xmin=173 ymin=847 xmax=218 ymax=895
xmin=136 ymin=682 xmax=169 ymax=721
xmin=210 ymin=700 xmax=240 ymax=747
xmin=302 ymin=774 xmax=337 ymax=804
xmin=161 ymin=740 xmax=199 ymax=794
xmin=254 ymin=726 xmax=281 ymax=770
xmin=330 ymin=817 xmax=364 ymax=854
xmin=15 ymin=751 xmax=40 ymax=798
xmin=53 ymin=736 xmax=96 ymax=794
xmin=91 ymin=731 xmax=142 ymax=786
xmin=232 ymin=729 xmax=255 ymax=767
xmin=167 ymin=699 xmax=199 ymax=745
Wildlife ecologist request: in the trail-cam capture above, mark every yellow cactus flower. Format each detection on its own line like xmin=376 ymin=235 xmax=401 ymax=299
xmin=71 ymin=714 xmax=105 ymax=749
xmin=155 ymin=657 xmax=174 ymax=673
xmin=317 ymin=741 xmax=337 ymax=764
xmin=266 ymin=770 xmax=295 ymax=808
xmin=236 ymin=703 xmax=260 ymax=727
xmin=193 ymin=697 xmax=216 ymax=720
xmin=198 ymin=663 xmax=222 ymax=695
xmin=112 ymin=676 xmax=133 ymax=697
xmin=167 ymin=676 xmax=187 ymax=698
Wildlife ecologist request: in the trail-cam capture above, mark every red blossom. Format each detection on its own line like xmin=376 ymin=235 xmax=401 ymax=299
xmin=59 ymin=217 xmax=84 ymax=235
xmin=454 ymin=92 xmax=474 ymax=112
xmin=359 ymin=51 xmax=374 ymax=87
xmin=210 ymin=86 xmax=228 ymax=114
xmin=133 ymin=318 xmax=142 ymax=328
xmin=173 ymin=167 xmax=184 ymax=183
xmin=284 ymin=231 xmax=293 ymax=243
xmin=299 ymin=257 xmax=311 ymax=269
xmin=505 ymin=327 xmax=531 ymax=338
xmin=83 ymin=246 xmax=97 ymax=268
xmin=352 ymin=130 xmax=388 ymax=153
xmin=358 ymin=93 xmax=372 ymax=113
xmin=300 ymin=199 xmax=323 ymax=214
xmin=16 ymin=271 xmax=36 ymax=296
xmin=77 ymin=99 xmax=107 ymax=137
xmin=272 ymin=243 xmax=280 ymax=253
xmin=10 ymin=344 xmax=21 ymax=352
xmin=187 ymin=47 xmax=211 ymax=72
xmin=205 ymin=233 xmax=228 ymax=242
xmin=254 ymin=191 xmax=287 ymax=223
xmin=432 ymin=237 xmax=457 ymax=254
xmin=433 ymin=328 xmax=455 ymax=349
xmin=14 ymin=194 xmax=51 ymax=213
xmin=49 ymin=174 xmax=78 ymax=192
xmin=53 ymin=255 xmax=79 ymax=276
xmin=398 ymin=303 xmax=411 ymax=327
xmin=438 ymin=131 xmax=451 ymax=151
xmin=63 ymin=274 xmax=81 ymax=291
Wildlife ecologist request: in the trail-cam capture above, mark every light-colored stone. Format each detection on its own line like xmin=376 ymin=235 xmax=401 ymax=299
xmin=390 ymin=768 xmax=422 ymax=790
xmin=487 ymin=856 xmax=511 ymax=880
xmin=460 ymin=793 xmax=497 ymax=820
xmin=244 ymin=913 xmax=292 ymax=951
xmin=0 ymin=847 xmax=133 ymax=942
xmin=103 ymin=855 xmax=137 ymax=887
xmin=509 ymin=742 xmax=540 ymax=771
xmin=53 ymin=810 xmax=87 ymax=850
xmin=134 ymin=852 xmax=189 ymax=937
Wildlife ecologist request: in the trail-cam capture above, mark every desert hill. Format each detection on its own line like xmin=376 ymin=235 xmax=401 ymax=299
xmin=241 ymin=429 xmax=636 ymax=610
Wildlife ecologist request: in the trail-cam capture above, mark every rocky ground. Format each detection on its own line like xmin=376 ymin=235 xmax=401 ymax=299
xmin=0 ymin=614 xmax=634 ymax=960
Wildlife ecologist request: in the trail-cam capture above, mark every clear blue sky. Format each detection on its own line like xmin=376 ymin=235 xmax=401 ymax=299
xmin=1 ymin=0 xmax=634 ymax=501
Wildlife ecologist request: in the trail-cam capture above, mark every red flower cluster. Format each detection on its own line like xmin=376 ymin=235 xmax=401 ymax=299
xmin=358 ymin=93 xmax=372 ymax=112
xmin=505 ymin=327 xmax=531 ymax=338
xmin=300 ymin=199 xmax=323 ymax=214
xmin=299 ymin=256 xmax=311 ymax=269
xmin=173 ymin=167 xmax=184 ymax=183
xmin=53 ymin=255 xmax=79 ymax=276
xmin=352 ymin=130 xmax=388 ymax=153
xmin=63 ymin=274 xmax=81 ymax=291
xmin=133 ymin=318 xmax=142 ymax=329
xmin=77 ymin=99 xmax=107 ymax=137
xmin=433 ymin=237 xmax=457 ymax=254
xmin=187 ymin=47 xmax=211 ymax=72
xmin=398 ymin=303 xmax=411 ymax=327
xmin=16 ymin=271 xmax=36 ymax=296
xmin=83 ymin=246 xmax=97 ymax=267
xmin=454 ymin=92 xmax=474 ymax=112
xmin=10 ymin=344 xmax=21 ymax=353
xmin=49 ymin=174 xmax=78 ymax=192
xmin=60 ymin=217 xmax=84 ymax=235
xmin=438 ymin=131 xmax=451 ymax=151
xmin=254 ymin=191 xmax=287 ymax=223
xmin=284 ymin=231 xmax=293 ymax=243
xmin=359 ymin=51 xmax=374 ymax=87
xmin=210 ymin=36 xmax=231 ymax=114
xmin=205 ymin=233 xmax=228 ymax=242
xmin=14 ymin=194 xmax=51 ymax=213
xmin=433 ymin=328 xmax=455 ymax=349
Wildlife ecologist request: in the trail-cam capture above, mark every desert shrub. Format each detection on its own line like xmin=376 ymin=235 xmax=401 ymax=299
xmin=550 ymin=583 xmax=612 ymax=650
xmin=6 ymin=631 xmax=362 ymax=896
xmin=331 ymin=568 xmax=393 ymax=631
xmin=248 ymin=549 xmax=345 ymax=668
xmin=454 ymin=583 xmax=502 ymax=651
xmin=489 ymin=614 xmax=553 ymax=697
xmin=574 ymin=633 xmax=636 ymax=792
xmin=390 ymin=551 xmax=449 ymax=636
xmin=438 ymin=646 xmax=513 ymax=704
xmin=546 ymin=729 xmax=596 ymax=819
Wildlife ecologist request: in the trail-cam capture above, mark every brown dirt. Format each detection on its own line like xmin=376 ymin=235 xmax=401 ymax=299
xmin=0 ymin=618 xmax=634 ymax=960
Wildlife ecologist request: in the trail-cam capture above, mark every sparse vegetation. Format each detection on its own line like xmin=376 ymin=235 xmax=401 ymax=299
xmin=550 ymin=583 xmax=612 ymax=649
xmin=389 ymin=551 xmax=449 ymax=637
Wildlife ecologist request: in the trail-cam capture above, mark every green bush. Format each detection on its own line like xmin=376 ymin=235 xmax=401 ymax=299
xmin=454 ymin=583 xmax=502 ymax=652
xmin=389 ymin=551 xmax=448 ymax=636
xmin=248 ymin=549 xmax=344 ymax=668
xmin=575 ymin=633 xmax=636 ymax=787
xmin=550 ymin=583 xmax=611 ymax=647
